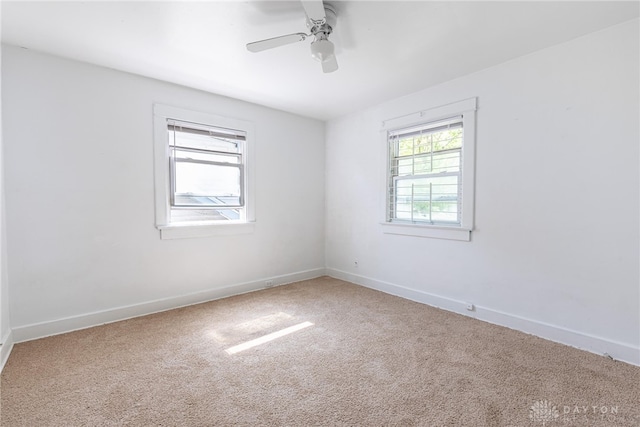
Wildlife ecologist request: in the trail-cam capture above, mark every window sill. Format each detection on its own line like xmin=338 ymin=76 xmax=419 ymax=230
xmin=157 ymin=221 xmax=255 ymax=240
xmin=380 ymin=222 xmax=471 ymax=241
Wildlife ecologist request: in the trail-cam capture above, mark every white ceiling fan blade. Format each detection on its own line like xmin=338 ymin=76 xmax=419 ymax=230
xmin=247 ymin=33 xmax=307 ymax=53
xmin=301 ymin=0 xmax=326 ymax=22
xmin=321 ymin=55 xmax=338 ymax=73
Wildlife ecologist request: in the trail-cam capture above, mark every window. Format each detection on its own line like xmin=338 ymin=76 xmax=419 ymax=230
xmin=168 ymin=120 xmax=245 ymax=222
xmin=388 ymin=117 xmax=463 ymax=225
xmin=382 ymin=98 xmax=476 ymax=241
xmin=153 ymin=104 xmax=255 ymax=239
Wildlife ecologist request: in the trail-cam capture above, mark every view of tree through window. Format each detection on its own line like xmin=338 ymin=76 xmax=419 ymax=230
xmin=388 ymin=118 xmax=463 ymax=225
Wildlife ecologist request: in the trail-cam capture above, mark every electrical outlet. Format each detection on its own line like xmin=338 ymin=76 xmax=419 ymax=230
xmin=466 ymin=303 xmax=475 ymax=311
xmin=265 ymin=280 xmax=274 ymax=288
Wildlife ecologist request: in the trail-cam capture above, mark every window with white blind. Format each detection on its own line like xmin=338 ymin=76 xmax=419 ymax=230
xmin=153 ymin=104 xmax=255 ymax=239
xmin=168 ymin=119 xmax=245 ymax=223
xmin=388 ymin=117 xmax=463 ymax=225
xmin=382 ymin=98 xmax=476 ymax=241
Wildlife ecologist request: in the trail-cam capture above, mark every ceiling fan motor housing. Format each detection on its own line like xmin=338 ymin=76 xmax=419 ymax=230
xmin=306 ymin=3 xmax=337 ymax=34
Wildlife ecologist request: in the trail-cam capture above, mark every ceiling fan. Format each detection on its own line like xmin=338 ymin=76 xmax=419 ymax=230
xmin=246 ymin=0 xmax=339 ymax=73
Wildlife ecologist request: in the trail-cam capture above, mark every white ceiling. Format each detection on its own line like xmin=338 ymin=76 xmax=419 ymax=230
xmin=2 ymin=1 xmax=638 ymax=121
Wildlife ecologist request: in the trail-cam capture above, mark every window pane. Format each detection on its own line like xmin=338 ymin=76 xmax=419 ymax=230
xmin=397 ymin=158 xmax=417 ymax=175
xmin=170 ymin=208 xmax=240 ymax=222
xmin=430 ymin=128 xmax=462 ymax=152
xmin=393 ymin=175 xmax=459 ymax=224
xmin=171 ymin=130 xmax=241 ymax=154
xmin=394 ymin=128 xmax=463 ymax=157
xmin=395 ymin=150 xmax=460 ymax=177
xmin=174 ymin=149 xmax=239 ymax=164
xmin=174 ymin=162 xmax=241 ymax=206
xmin=431 ymin=150 xmax=460 ymax=173
xmin=397 ymin=138 xmax=414 ymax=157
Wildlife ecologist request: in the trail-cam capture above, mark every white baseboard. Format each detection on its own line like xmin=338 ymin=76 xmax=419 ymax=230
xmin=10 ymin=267 xmax=638 ymax=367
xmin=327 ymin=268 xmax=640 ymax=367
xmin=1 ymin=329 xmax=15 ymax=373
xmin=12 ymin=268 xmax=326 ymax=344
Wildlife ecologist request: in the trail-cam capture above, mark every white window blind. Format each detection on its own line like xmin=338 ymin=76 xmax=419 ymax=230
xmin=387 ymin=116 xmax=464 ymax=226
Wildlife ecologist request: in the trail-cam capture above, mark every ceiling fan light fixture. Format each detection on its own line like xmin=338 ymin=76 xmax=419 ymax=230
xmin=310 ymin=38 xmax=334 ymax=62
xmin=246 ymin=0 xmax=339 ymax=72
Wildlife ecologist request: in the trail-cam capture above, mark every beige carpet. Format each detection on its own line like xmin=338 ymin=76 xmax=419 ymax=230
xmin=1 ymin=277 xmax=638 ymax=426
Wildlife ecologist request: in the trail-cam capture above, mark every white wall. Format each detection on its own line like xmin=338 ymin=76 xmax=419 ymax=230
xmin=2 ymin=45 xmax=325 ymax=338
xmin=0 ymin=41 xmax=11 ymax=360
xmin=326 ymin=19 xmax=639 ymax=364
xmin=0 ymin=43 xmax=3 ymax=343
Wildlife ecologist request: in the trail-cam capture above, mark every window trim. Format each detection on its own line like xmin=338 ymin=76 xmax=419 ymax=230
xmin=153 ymin=104 xmax=255 ymax=239
xmin=380 ymin=98 xmax=477 ymax=242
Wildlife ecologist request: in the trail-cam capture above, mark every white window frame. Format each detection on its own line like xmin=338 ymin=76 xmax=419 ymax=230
xmin=380 ymin=98 xmax=476 ymax=242
xmin=153 ymin=104 xmax=255 ymax=240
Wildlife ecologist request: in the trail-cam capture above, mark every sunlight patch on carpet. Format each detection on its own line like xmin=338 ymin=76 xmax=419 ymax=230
xmin=225 ymin=321 xmax=314 ymax=355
